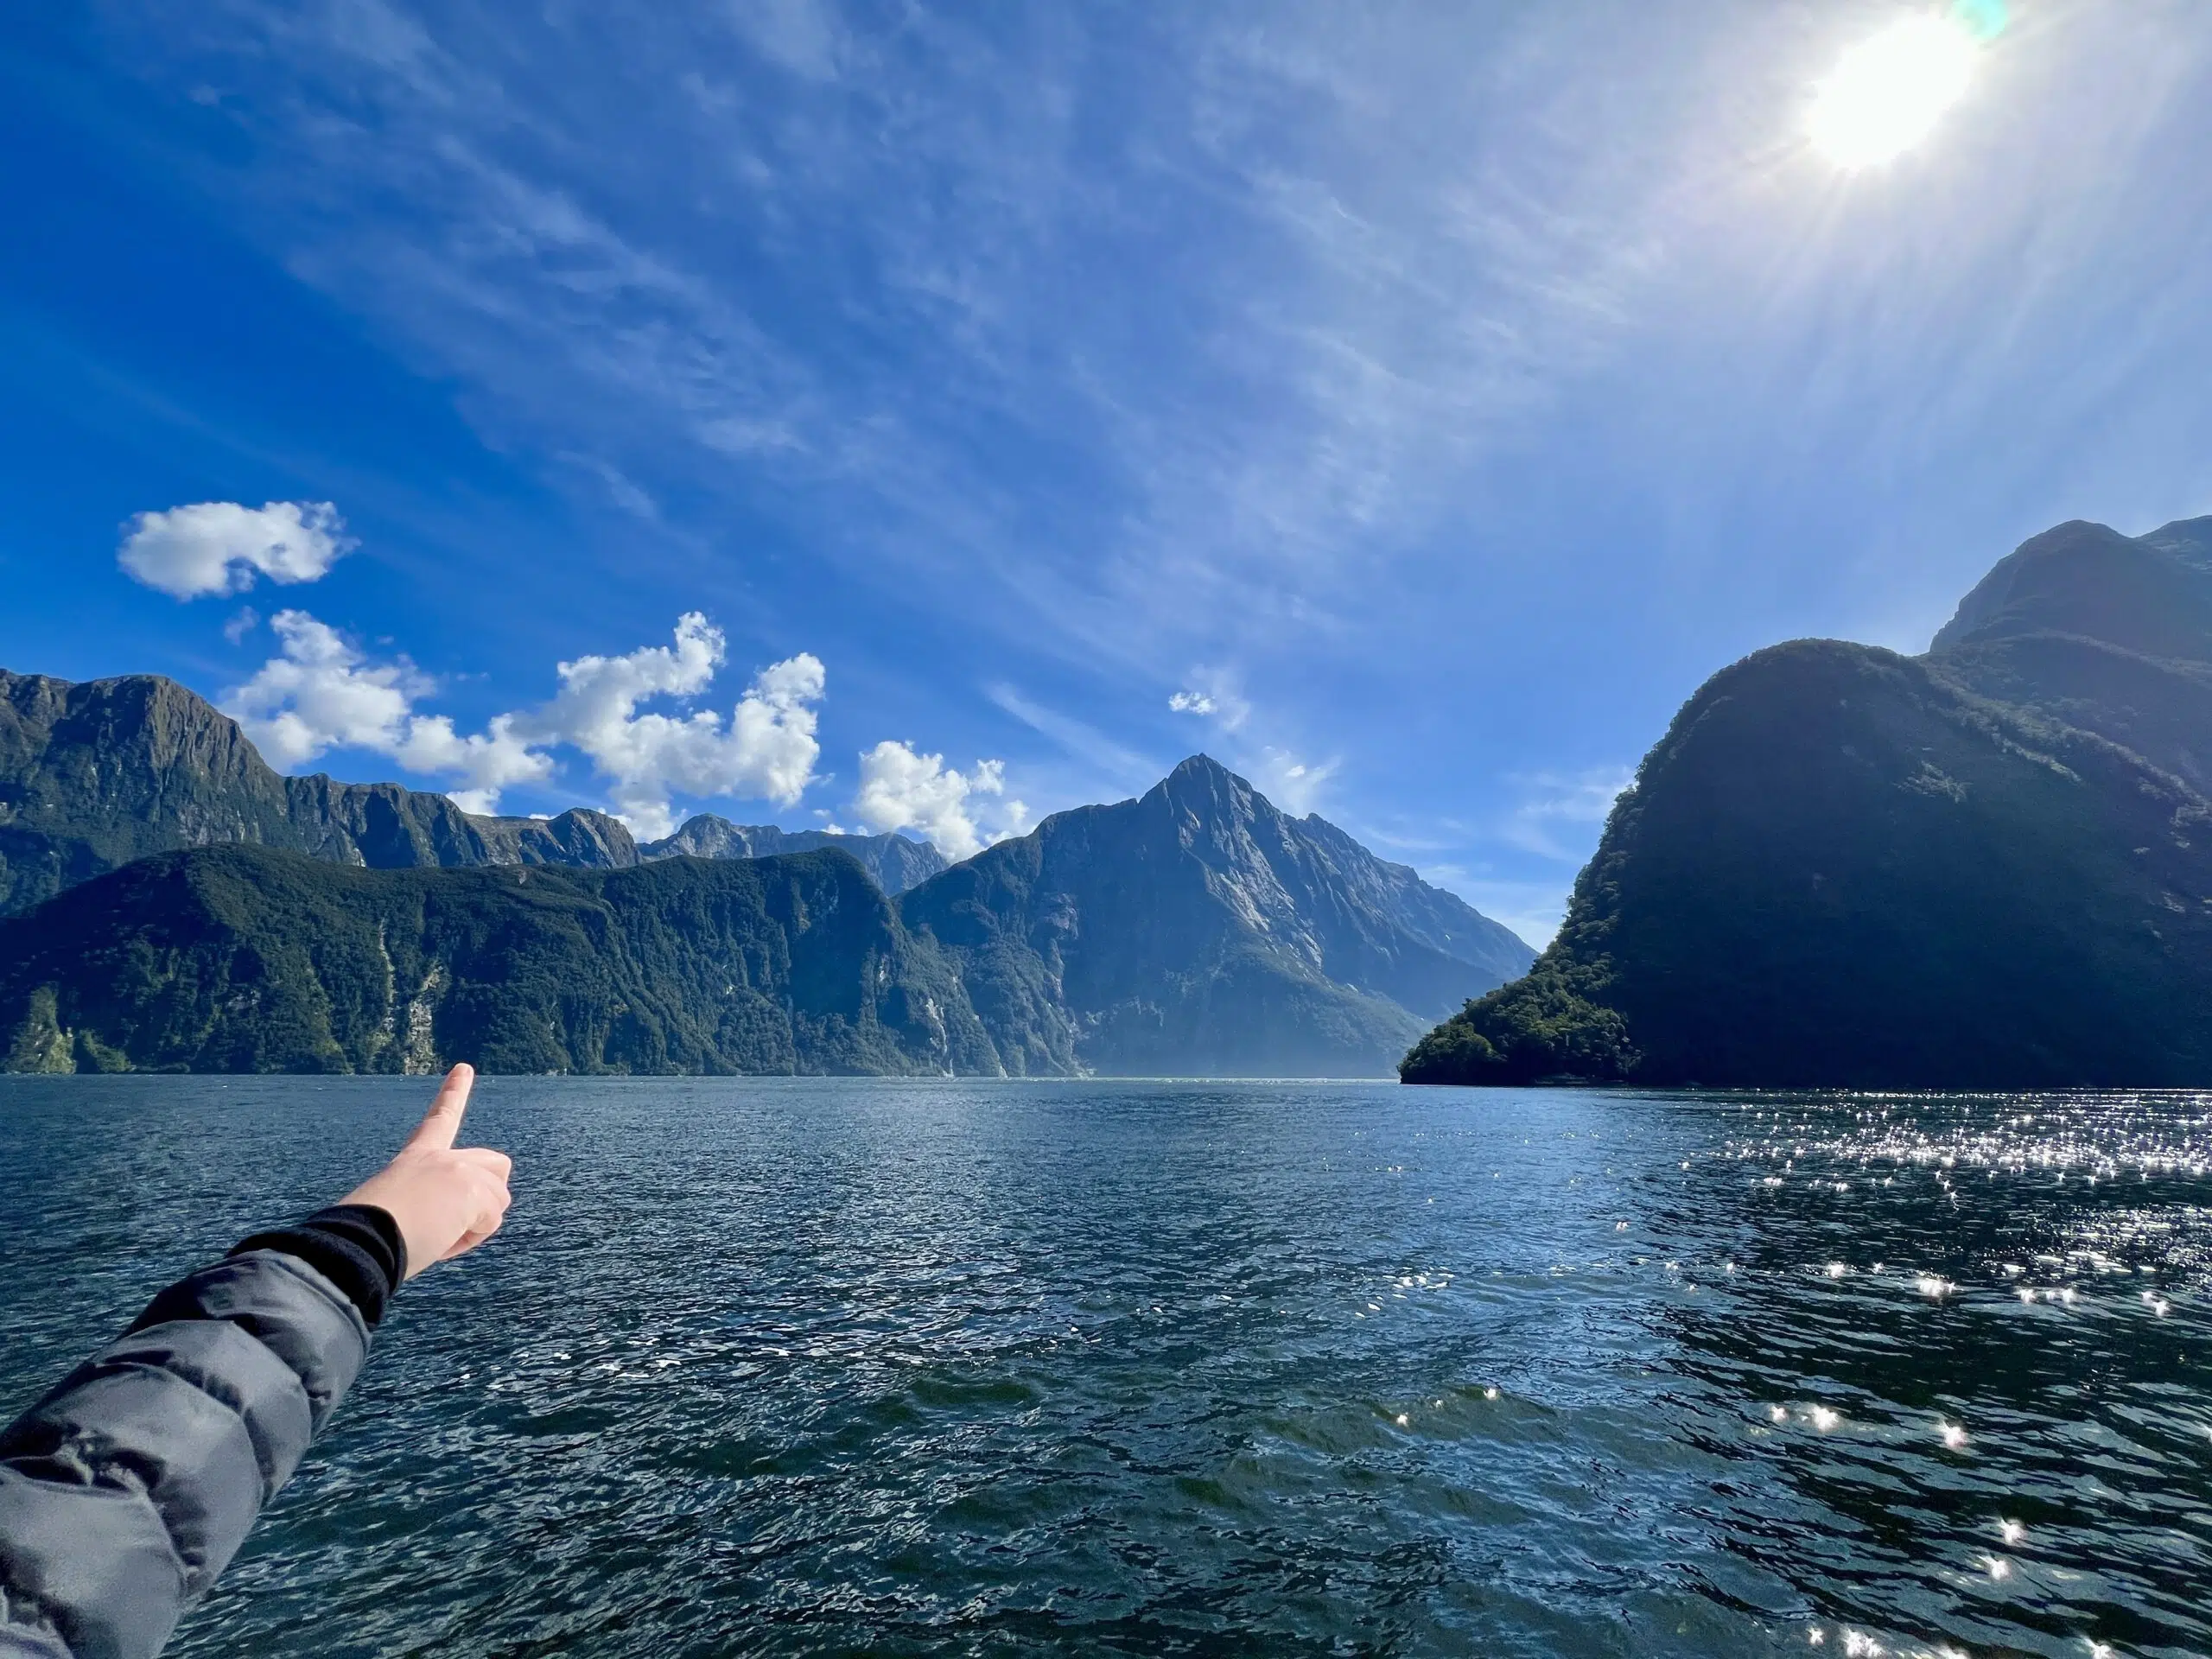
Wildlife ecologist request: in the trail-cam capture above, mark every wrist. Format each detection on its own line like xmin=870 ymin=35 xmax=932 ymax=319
xmin=230 ymin=1205 xmax=408 ymax=1326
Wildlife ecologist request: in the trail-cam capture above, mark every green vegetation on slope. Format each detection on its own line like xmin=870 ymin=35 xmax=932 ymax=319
xmin=1405 ymin=627 xmax=2212 ymax=1089
xmin=0 ymin=844 xmax=996 ymax=1076
xmin=1409 ymin=517 xmax=2212 ymax=1090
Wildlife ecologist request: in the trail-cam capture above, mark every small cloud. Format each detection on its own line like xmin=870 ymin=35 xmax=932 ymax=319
xmin=119 ymin=500 xmax=353 ymax=600
xmin=697 ymin=416 xmax=804 ymax=456
xmin=988 ymin=683 xmax=1161 ymax=788
xmin=851 ymin=741 xmax=1028 ymax=860
xmin=1420 ymin=868 xmax=1568 ymax=950
xmin=560 ymin=452 xmax=661 ymax=522
xmin=223 ymin=607 xmax=262 ymax=645
xmin=1249 ymin=747 xmax=1338 ymax=815
xmin=1168 ymin=668 xmax=1251 ymax=733
xmin=723 ymin=0 xmax=842 ymax=79
xmin=1498 ymin=767 xmax=1633 ymax=861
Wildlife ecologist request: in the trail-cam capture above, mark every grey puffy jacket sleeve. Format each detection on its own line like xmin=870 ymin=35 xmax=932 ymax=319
xmin=0 ymin=1238 xmax=383 ymax=1659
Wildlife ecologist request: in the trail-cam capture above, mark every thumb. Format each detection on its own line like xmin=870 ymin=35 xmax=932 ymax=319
xmin=404 ymin=1064 xmax=475 ymax=1152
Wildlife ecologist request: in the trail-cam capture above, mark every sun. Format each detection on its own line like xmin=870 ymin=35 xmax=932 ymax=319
xmin=1807 ymin=15 xmax=1980 ymax=169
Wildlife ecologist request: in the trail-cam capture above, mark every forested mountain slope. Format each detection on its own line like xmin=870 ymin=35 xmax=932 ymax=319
xmin=1404 ymin=518 xmax=2212 ymax=1089
xmin=1 ymin=845 xmax=993 ymax=1076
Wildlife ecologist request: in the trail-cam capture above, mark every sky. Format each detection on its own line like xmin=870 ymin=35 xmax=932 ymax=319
xmin=4 ymin=1 xmax=2210 ymax=944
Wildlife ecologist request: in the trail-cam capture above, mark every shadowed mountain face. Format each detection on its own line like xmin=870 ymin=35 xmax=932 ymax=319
xmin=1404 ymin=518 xmax=2212 ymax=1090
xmin=899 ymin=756 xmax=1534 ymax=1078
xmin=642 ymin=816 xmax=946 ymax=895
xmin=0 ymin=670 xmax=635 ymax=916
xmin=1930 ymin=517 xmax=2212 ymax=794
xmin=0 ymin=846 xmax=992 ymax=1077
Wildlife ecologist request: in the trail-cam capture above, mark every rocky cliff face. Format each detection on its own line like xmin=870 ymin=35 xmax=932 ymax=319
xmin=641 ymin=815 xmax=946 ymax=894
xmin=1404 ymin=518 xmax=2212 ymax=1090
xmin=899 ymin=756 xmax=1533 ymax=1078
xmin=0 ymin=669 xmax=634 ymax=916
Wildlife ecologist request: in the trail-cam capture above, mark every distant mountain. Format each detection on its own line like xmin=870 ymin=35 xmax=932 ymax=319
xmin=642 ymin=815 xmax=946 ymax=894
xmin=1 ymin=669 xmax=1537 ymax=1078
xmin=899 ymin=755 xmax=1535 ymax=1077
xmin=1 ymin=845 xmax=993 ymax=1077
xmin=1404 ymin=517 xmax=2212 ymax=1090
xmin=0 ymin=669 xmax=635 ymax=916
xmin=0 ymin=668 xmax=948 ymax=912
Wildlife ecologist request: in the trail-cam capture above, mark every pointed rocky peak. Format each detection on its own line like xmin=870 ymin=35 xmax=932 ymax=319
xmin=1169 ymin=753 xmax=1235 ymax=781
xmin=1149 ymin=753 xmax=1268 ymax=826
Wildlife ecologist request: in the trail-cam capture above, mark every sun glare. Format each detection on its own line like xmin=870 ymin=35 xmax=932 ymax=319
xmin=1808 ymin=16 xmax=1979 ymax=169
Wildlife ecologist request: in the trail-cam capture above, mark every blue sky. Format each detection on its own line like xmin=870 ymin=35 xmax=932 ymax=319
xmin=4 ymin=1 xmax=2209 ymax=942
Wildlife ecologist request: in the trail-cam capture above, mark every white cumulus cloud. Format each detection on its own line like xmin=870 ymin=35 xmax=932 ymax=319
xmin=222 ymin=612 xmax=551 ymax=810
xmin=120 ymin=501 xmax=353 ymax=600
xmin=219 ymin=609 xmax=825 ymax=831
xmin=851 ymin=742 xmax=1028 ymax=861
xmin=519 ymin=613 xmax=824 ymax=837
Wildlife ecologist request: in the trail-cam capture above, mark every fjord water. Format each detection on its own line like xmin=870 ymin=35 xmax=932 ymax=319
xmin=2 ymin=1082 xmax=2206 ymax=1657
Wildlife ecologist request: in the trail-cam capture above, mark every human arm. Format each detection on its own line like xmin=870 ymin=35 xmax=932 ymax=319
xmin=0 ymin=1065 xmax=510 ymax=1659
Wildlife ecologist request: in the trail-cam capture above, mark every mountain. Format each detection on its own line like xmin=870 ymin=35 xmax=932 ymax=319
xmin=1 ymin=844 xmax=994 ymax=1077
xmin=0 ymin=668 xmax=943 ymax=912
xmin=1403 ymin=518 xmax=2212 ymax=1090
xmin=1 ymin=671 xmax=1536 ymax=1078
xmin=1929 ymin=517 xmax=2212 ymax=792
xmin=641 ymin=815 xmax=947 ymax=894
xmin=0 ymin=669 xmax=635 ymax=917
xmin=898 ymin=755 xmax=1535 ymax=1077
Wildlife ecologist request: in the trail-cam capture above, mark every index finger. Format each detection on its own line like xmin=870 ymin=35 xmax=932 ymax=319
xmin=404 ymin=1064 xmax=476 ymax=1151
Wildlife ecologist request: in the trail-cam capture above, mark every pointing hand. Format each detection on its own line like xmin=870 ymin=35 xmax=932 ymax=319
xmin=342 ymin=1065 xmax=513 ymax=1279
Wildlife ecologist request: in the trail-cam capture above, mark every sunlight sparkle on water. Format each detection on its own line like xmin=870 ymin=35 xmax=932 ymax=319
xmin=1807 ymin=15 xmax=1978 ymax=169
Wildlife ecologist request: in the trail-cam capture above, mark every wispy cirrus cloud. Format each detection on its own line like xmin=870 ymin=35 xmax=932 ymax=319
xmin=1497 ymin=766 xmax=1634 ymax=863
xmin=85 ymin=0 xmax=2212 ymax=933
xmin=111 ymin=0 xmax=1711 ymax=682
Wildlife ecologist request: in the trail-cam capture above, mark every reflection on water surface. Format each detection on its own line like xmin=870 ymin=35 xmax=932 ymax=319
xmin=2 ymin=1079 xmax=2205 ymax=1657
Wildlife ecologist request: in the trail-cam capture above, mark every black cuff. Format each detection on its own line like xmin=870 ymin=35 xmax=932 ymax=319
xmin=228 ymin=1205 xmax=408 ymax=1328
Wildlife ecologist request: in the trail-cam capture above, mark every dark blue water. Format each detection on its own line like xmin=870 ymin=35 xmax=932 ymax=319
xmin=3 ymin=1079 xmax=2208 ymax=1658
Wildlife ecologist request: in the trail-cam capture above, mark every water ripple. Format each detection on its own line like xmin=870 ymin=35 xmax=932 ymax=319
xmin=2 ymin=1079 xmax=2207 ymax=1657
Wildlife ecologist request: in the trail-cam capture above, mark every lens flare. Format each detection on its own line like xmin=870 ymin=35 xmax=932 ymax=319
xmin=1808 ymin=16 xmax=1979 ymax=169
